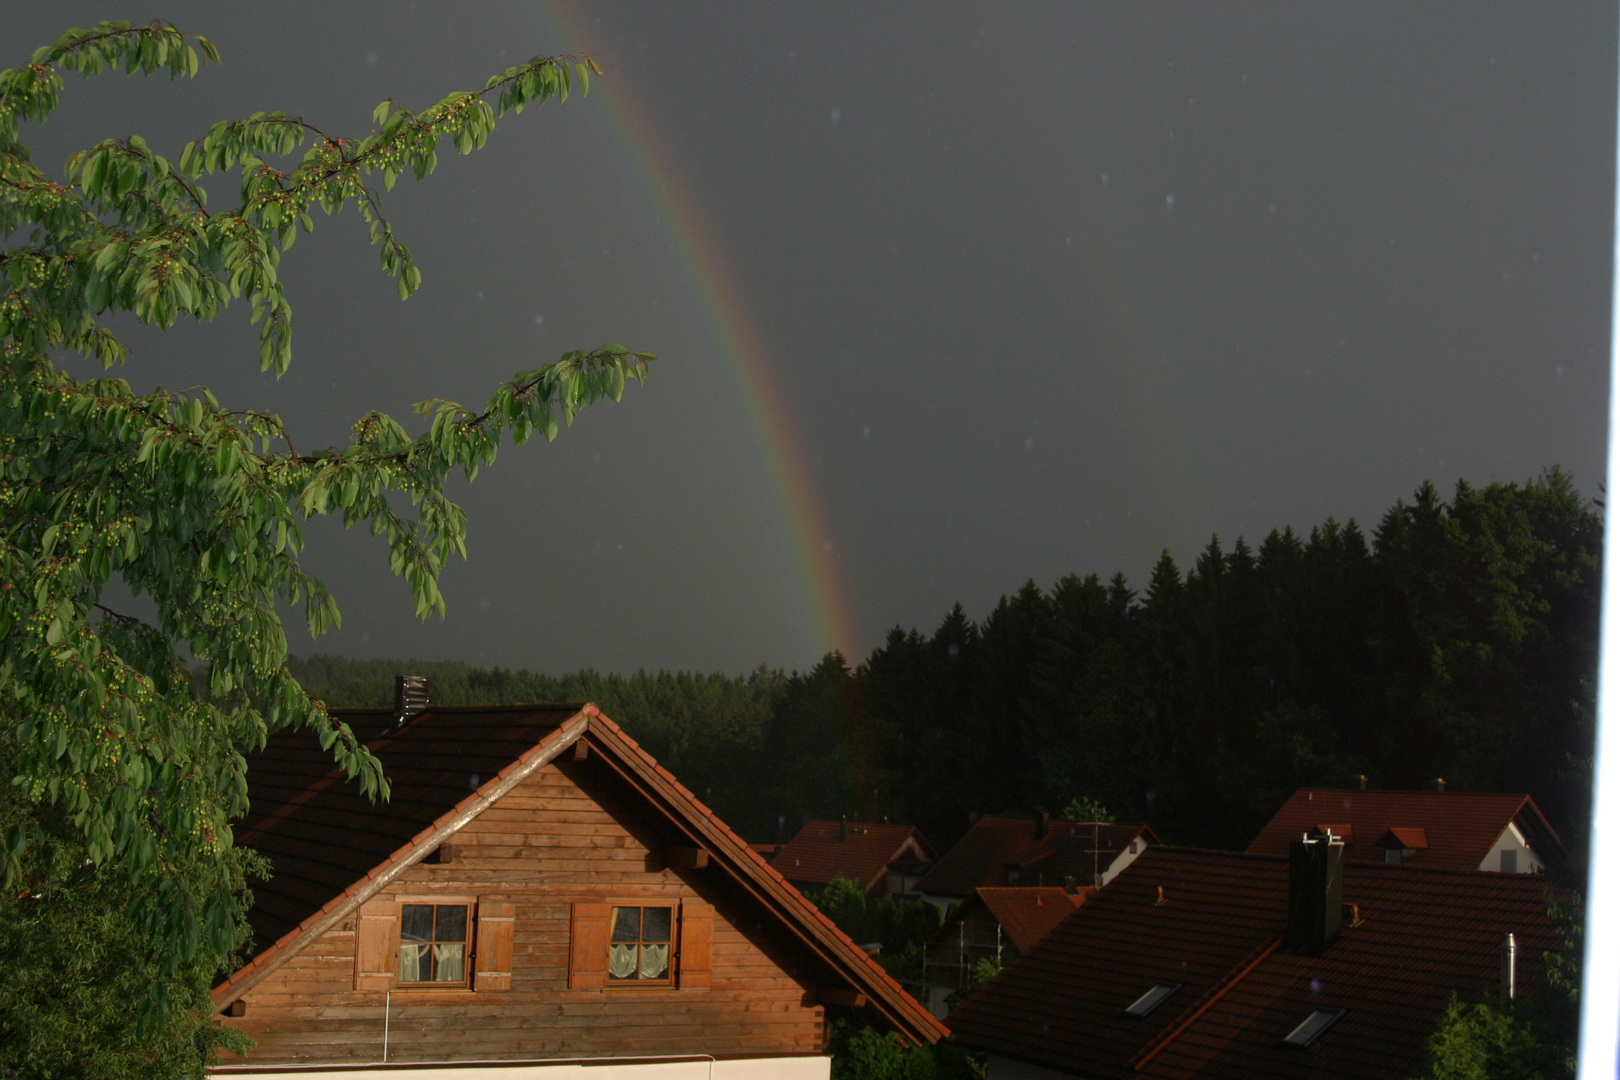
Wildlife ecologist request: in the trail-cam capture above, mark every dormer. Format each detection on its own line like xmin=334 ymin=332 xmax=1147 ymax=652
xmin=1374 ymin=827 xmax=1428 ymax=865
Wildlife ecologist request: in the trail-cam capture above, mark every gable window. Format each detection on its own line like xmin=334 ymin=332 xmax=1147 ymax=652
xmin=1123 ymin=981 xmax=1182 ymax=1018
xmin=354 ymin=897 xmax=513 ymax=992
xmin=569 ymin=900 xmax=714 ymax=991
xmin=609 ymin=905 xmax=673 ymax=983
xmin=1282 ymin=1006 xmax=1344 ymax=1047
xmin=1500 ymin=850 xmax=1518 ymax=873
xmin=399 ymin=903 xmax=469 ymax=985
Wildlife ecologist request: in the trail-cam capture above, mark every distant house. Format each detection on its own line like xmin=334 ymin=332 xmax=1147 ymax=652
xmin=1246 ymin=788 xmax=1566 ymax=872
xmin=774 ymin=820 xmax=937 ymax=898
xmin=948 ymin=841 xmax=1559 ymax=1080
xmin=919 ymin=886 xmax=1093 ymax=1017
xmin=914 ymin=814 xmax=1156 ymax=915
xmin=211 ymin=692 xmax=943 ymax=1076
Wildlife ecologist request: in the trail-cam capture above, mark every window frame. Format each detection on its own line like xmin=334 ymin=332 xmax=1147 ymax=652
xmin=604 ymin=899 xmax=679 ymax=989
xmin=1281 ymin=1006 xmax=1345 ymax=1048
xmin=1123 ymin=980 xmax=1183 ymax=1018
xmin=394 ymin=897 xmax=476 ymax=990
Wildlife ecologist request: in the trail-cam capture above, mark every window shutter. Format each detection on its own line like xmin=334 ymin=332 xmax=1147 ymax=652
xmin=679 ymin=901 xmax=715 ymax=989
xmin=568 ymin=903 xmax=611 ymax=990
xmin=354 ymin=900 xmax=401 ymax=990
xmin=474 ymin=900 xmax=515 ymax=991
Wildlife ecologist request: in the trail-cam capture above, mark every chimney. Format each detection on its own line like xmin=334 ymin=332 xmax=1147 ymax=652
xmin=1500 ymin=933 xmax=1517 ymax=1002
xmin=1435 ymin=777 xmax=1447 ymax=793
xmin=1036 ymin=810 xmax=1050 ymax=839
xmin=1287 ymin=830 xmax=1344 ymax=955
xmin=389 ymin=675 xmax=429 ymax=732
xmin=839 ymin=816 xmax=847 ymax=841
xmin=1357 ymin=775 xmax=1367 ymax=791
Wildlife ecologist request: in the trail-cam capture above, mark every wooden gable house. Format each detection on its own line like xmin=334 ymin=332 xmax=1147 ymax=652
xmin=211 ymin=699 xmax=944 ymax=1076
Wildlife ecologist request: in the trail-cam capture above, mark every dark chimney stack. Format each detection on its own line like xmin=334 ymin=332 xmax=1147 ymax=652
xmin=1287 ymin=830 xmax=1344 ymax=955
xmin=839 ymin=815 xmax=847 ymax=841
xmin=389 ymin=675 xmax=429 ymax=732
xmin=1036 ymin=810 xmax=1050 ymax=839
xmin=1435 ymin=777 xmax=1447 ymax=793
xmin=1356 ymin=775 xmax=1367 ymax=791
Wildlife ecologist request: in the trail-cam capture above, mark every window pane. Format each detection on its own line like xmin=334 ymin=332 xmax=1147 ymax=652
xmin=401 ymin=904 xmax=433 ymax=942
xmin=436 ymin=904 xmax=467 ymax=943
xmin=1124 ymin=982 xmax=1181 ymax=1018
xmin=434 ymin=942 xmax=465 ymax=982
xmin=1283 ymin=1007 xmax=1344 ymax=1047
xmin=399 ymin=942 xmax=430 ymax=982
xmin=611 ymin=906 xmax=641 ymax=943
xmin=643 ymin=906 xmax=672 ymax=943
xmin=640 ymin=942 xmax=670 ymax=979
xmin=609 ymin=943 xmax=638 ymax=979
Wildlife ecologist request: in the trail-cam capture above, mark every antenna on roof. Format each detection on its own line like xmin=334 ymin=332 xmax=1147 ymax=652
xmin=386 ymin=675 xmax=429 ymax=734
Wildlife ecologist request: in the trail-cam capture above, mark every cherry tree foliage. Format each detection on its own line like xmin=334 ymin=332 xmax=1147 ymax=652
xmin=0 ymin=22 xmax=649 ymax=969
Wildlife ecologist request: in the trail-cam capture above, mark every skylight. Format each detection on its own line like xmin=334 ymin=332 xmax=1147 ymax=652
xmin=1123 ymin=981 xmax=1182 ymax=1018
xmin=1282 ymin=1007 xmax=1345 ymax=1047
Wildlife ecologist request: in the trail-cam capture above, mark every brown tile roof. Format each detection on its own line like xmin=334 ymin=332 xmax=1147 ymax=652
xmin=775 ymin=820 xmax=936 ymax=891
xmin=947 ymin=847 xmax=1560 ymax=1080
xmin=969 ymin=887 xmax=1089 ymax=954
xmin=1246 ymin=789 xmax=1565 ymax=870
xmin=221 ymin=704 xmax=948 ymax=1045
xmin=916 ymin=816 xmax=1157 ymax=897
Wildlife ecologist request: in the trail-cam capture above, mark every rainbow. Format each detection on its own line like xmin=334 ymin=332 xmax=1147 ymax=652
xmin=524 ymin=2 xmax=859 ymax=667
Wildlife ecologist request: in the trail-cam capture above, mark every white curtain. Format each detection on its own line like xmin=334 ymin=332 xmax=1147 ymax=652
xmin=609 ymin=943 xmax=638 ymax=979
xmin=434 ymin=943 xmax=465 ymax=982
xmin=639 ymin=943 xmax=669 ymax=980
xmin=398 ymin=943 xmax=429 ymax=982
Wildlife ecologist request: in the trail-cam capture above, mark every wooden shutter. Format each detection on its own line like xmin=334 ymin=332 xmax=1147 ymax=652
xmin=474 ymin=900 xmax=515 ymax=991
xmin=679 ymin=901 xmax=715 ymax=989
xmin=354 ymin=900 xmax=401 ymax=990
xmin=568 ymin=902 xmax=610 ymax=990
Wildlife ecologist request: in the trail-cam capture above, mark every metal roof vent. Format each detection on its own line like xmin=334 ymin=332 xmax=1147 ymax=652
xmin=387 ymin=675 xmax=429 ymax=733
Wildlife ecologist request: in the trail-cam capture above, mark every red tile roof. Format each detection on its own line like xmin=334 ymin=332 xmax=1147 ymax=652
xmin=947 ymin=847 xmax=1560 ymax=1080
xmin=222 ymin=704 xmax=948 ymax=1045
xmin=916 ymin=816 xmax=1157 ymax=897
xmin=1383 ymin=827 xmax=1429 ymax=850
xmin=969 ymin=887 xmax=1089 ymax=954
xmin=774 ymin=820 xmax=936 ymax=891
xmin=1246 ymin=789 xmax=1564 ymax=870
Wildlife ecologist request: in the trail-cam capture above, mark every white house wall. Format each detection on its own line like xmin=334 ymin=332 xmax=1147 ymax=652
xmin=1478 ymin=821 xmax=1544 ymax=874
xmin=1101 ymin=835 xmax=1149 ymax=886
xmin=212 ymin=1055 xmax=829 ymax=1080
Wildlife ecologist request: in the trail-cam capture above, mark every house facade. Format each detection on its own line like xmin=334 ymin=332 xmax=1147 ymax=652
xmin=1246 ymin=788 xmax=1566 ymax=872
xmin=948 ymin=842 xmax=1560 ymax=1079
xmin=914 ymin=815 xmax=1156 ymax=916
xmin=211 ymin=699 xmax=943 ymax=1076
xmin=919 ymin=886 xmax=1092 ymax=1017
xmin=772 ymin=820 xmax=936 ymax=899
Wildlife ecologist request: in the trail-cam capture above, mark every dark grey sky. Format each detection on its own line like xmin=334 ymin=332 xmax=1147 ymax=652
xmin=11 ymin=3 xmax=1615 ymax=674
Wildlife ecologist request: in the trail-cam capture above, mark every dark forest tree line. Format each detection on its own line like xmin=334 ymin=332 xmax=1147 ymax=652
xmin=294 ymin=471 xmax=1600 ymax=853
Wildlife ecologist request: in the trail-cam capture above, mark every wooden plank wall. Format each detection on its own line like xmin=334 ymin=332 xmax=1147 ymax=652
xmin=219 ymin=757 xmax=827 ymax=1065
